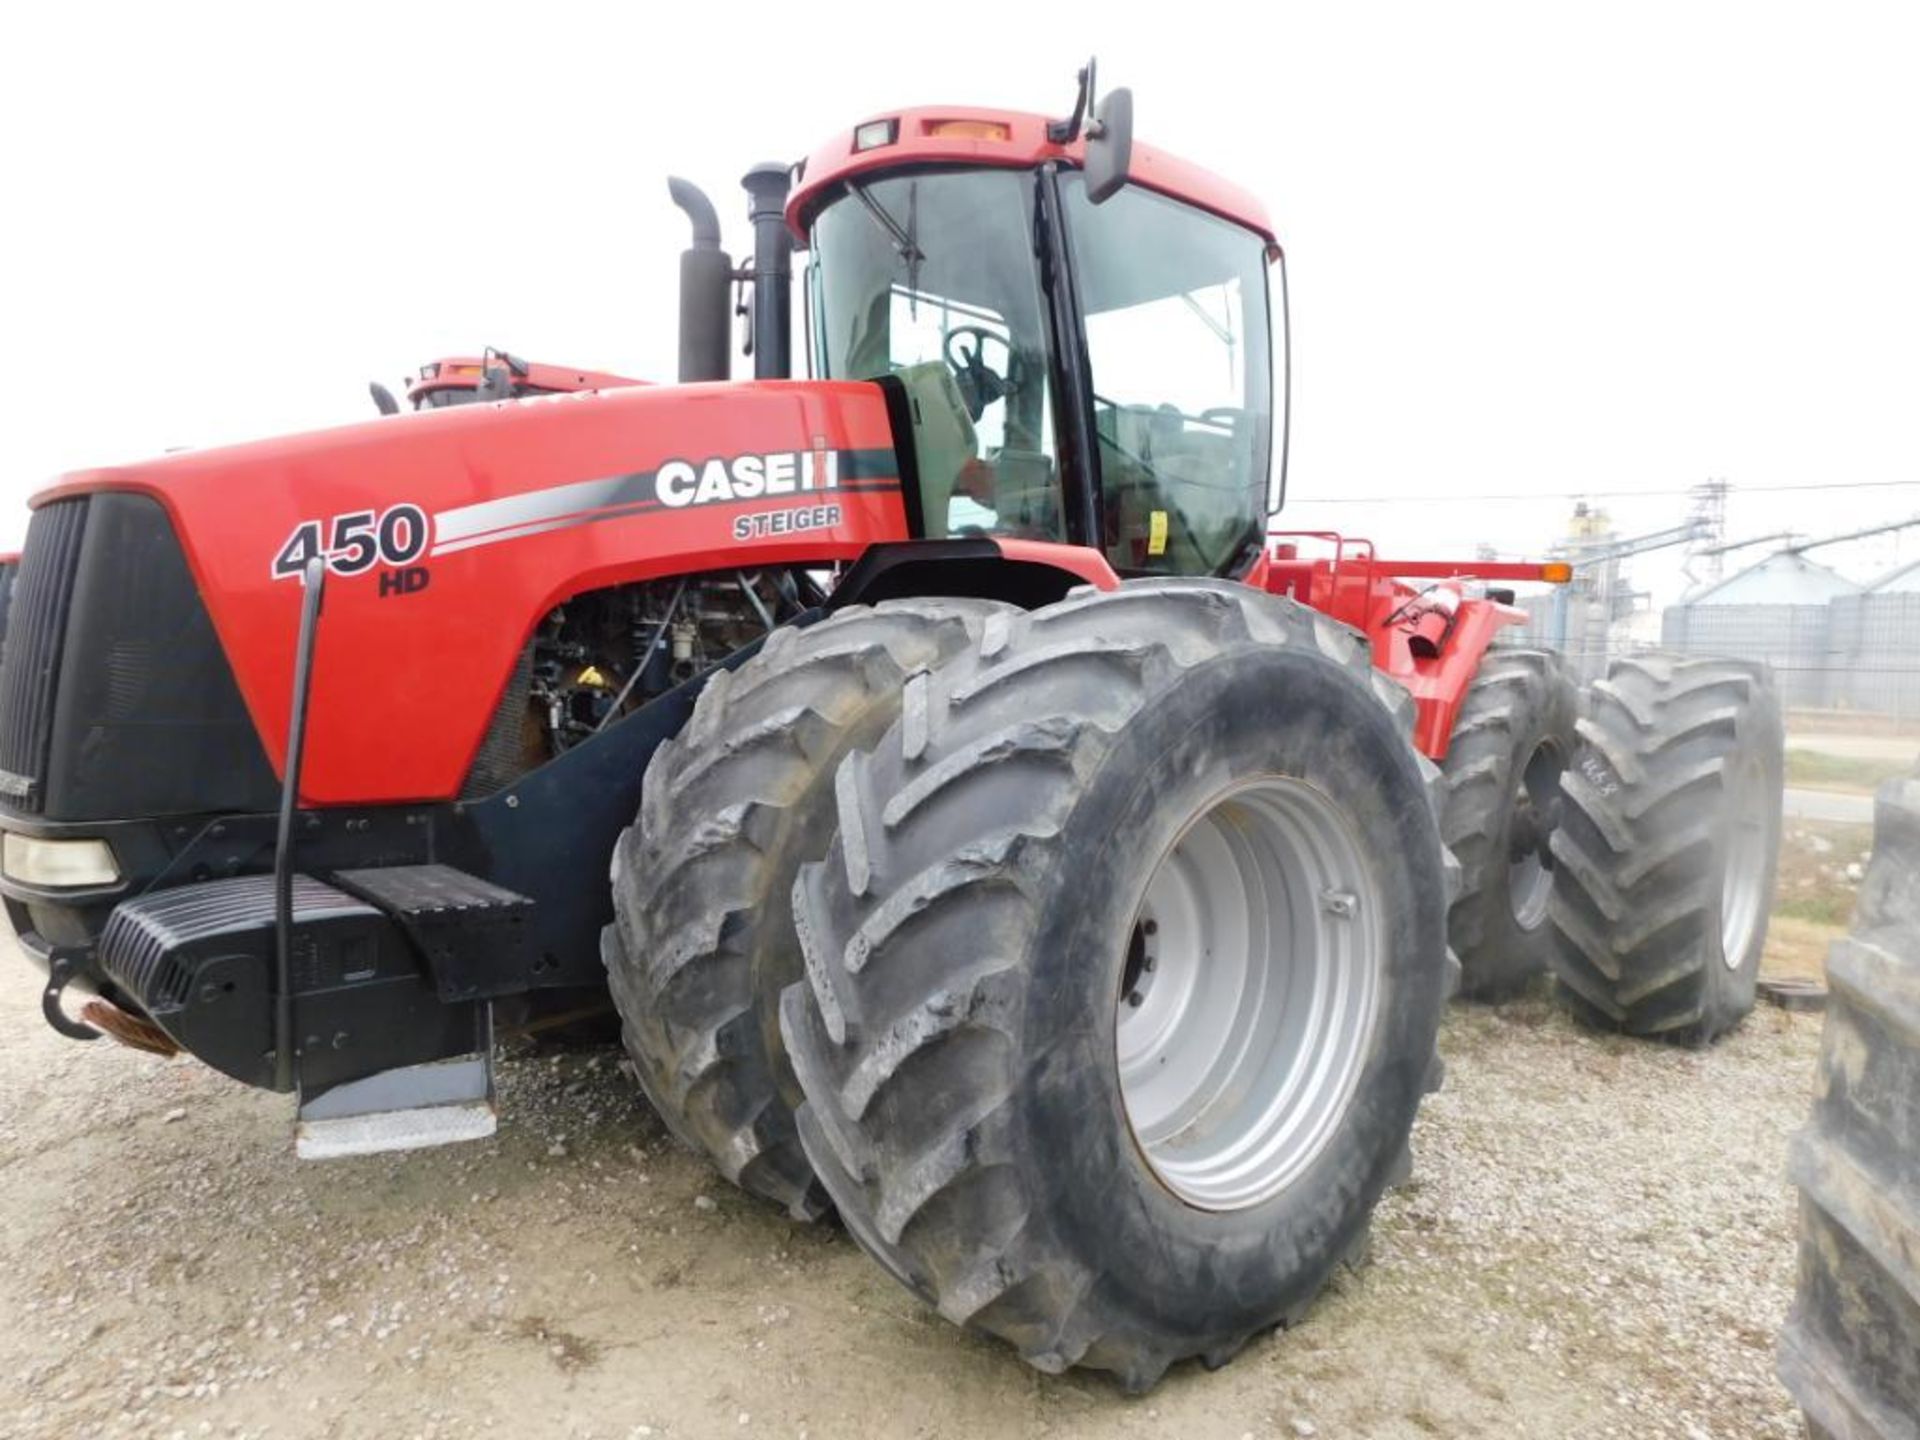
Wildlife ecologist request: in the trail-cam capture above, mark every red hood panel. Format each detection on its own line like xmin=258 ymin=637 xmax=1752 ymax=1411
xmin=39 ymin=380 xmax=908 ymax=804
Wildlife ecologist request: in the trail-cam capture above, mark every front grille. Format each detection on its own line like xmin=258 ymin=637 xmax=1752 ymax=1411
xmin=0 ymin=500 xmax=88 ymax=812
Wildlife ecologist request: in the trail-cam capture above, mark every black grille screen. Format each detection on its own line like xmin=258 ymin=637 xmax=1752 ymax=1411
xmin=0 ymin=559 xmax=19 ymax=670
xmin=0 ymin=500 xmax=88 ymax=811
xmin=43 ymin=493 xmax=279 ymax=820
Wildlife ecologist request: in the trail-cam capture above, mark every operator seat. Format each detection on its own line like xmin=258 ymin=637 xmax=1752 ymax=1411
xmin=891 ymin=361 xmax=978 ymax=539
xmin=984 ymin=448 xmax=1059 ymax=537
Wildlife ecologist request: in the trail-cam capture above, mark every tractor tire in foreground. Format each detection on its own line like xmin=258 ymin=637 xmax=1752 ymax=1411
xmin=604 ymin=599 xmax=1008 ymax=1219
xmin=1778 ymin=768 xmax=1920 ymax=1440
xmin=1439 ymin=647 xmax=1578 ymax=999
xmin=780 ymin=580 xmax=1457 ymax=1389
xmin=1547 ymin=654 xmax=1783 ymax=1042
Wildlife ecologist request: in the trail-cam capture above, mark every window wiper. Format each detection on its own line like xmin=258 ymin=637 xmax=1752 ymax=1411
xmin=849 ymin=180 xmax=924 ymax=303
xmin=1178 ymin=292 xmax=1234 ymax=346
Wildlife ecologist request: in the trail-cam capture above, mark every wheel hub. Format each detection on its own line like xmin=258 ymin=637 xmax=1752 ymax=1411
xmin=1506 ymin=739 xmax=1566 ymax=931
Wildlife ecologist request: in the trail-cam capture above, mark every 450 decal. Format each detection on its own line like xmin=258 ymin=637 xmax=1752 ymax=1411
xmin=272 ymin=504 xmax=429 ymax=580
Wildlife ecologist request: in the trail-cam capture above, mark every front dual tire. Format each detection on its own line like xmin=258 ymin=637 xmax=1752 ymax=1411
xmin=779 ymin=581 xmax=1456 ymax=1388
xmin=603 ymin=599 xmax=1011 ymax=1218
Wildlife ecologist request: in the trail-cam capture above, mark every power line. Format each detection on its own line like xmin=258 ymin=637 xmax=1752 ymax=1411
xmin=1289 ymin=478 xmax=1920 ymax=504
xmin=1537 ymin=655 xmax=1920 ymax=675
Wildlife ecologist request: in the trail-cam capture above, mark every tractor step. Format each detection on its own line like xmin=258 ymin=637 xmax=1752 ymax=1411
xmin=295 ymin=865 xmax=518 ymax=1157
xmin=331 ymin=864 xmax=534 ymax=1002
xmin=296 ymin=1032 xmax=496 ymax=1160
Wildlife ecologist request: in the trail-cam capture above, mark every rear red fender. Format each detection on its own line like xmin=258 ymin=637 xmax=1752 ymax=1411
xmin=1247 ymin=541 xmax=1530 ymax=759
xmin=990 ymin=538 xmax=1120 ymax=591
xmin=36 ymin=380 xmax=912 ymax=804
xmin=1368 ymin=598 xmax=1521 ymax=757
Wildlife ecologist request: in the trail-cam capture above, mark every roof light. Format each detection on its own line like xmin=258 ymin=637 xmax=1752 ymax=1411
xmin=1541 ymin=562 xmax=1574 ymax=584
xmin=924 ymin=119 xmax=1011 ymax=141
xmin=853 ymin=119 xmax=898 ymax=152
xmin=3 ymin=832 xmax=120 ymax=888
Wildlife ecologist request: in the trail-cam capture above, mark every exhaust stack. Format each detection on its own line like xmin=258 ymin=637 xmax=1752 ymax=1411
xmin=669 ymin=177 xmax=731 ymax=383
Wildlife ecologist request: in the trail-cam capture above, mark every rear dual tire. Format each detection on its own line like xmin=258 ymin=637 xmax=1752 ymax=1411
xmin=1439 ymin=648 xmax=1578 ymax=999
xmin=1546 ymin=654 xmax=1784 ymax=1041
xmin=780 ymin=581 xmax=1456 ymax=1389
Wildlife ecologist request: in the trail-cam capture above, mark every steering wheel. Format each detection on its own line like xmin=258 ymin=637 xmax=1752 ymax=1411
xmin=942 ymin=325 xmax=1013 ymax=421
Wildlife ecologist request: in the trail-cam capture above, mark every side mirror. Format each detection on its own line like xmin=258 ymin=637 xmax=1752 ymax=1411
xmin=1084 ymin=88 xmax=1133 ymax=204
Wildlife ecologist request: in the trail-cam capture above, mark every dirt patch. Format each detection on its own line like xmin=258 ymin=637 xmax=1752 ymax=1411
xmin=514 ymin=1315 xmax=605 ymax=1373
xmin=0 ymin=939 xmax=1823 ymax=1440
xmin=1763 ymin=915 xmax=1846 ymax=983
xmin=1784 ymin=749 xmax=1913 ymax=794
xmin=1774 ymin=820 xmax=1874 ymax=928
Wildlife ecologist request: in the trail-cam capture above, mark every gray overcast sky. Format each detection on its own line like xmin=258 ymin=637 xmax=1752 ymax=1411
xmin=4 ymin=1 xmax=1918 ymax=604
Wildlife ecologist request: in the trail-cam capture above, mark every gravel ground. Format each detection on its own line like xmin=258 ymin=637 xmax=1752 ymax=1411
xmin=0 ymin=953 xmax=1821 ymax=1440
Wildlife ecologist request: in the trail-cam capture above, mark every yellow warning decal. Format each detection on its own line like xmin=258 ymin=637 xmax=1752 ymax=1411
xmin=1148 ymin=510 xmax=1169 ymax=556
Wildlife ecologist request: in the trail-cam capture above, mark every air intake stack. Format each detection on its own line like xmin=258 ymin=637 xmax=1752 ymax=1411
xmin=742 ymin=163 xmax=793 ymax=380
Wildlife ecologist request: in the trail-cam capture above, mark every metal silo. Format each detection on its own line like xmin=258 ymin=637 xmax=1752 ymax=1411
xmin=1661 ymin=550 xmax=1861 ymax=708
xmin=1830 ymin=559 xmax=1920 ymax=717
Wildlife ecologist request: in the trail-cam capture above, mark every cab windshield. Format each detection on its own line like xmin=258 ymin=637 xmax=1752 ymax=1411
xmin=810 ymin=166 xmax=1274 ymax=575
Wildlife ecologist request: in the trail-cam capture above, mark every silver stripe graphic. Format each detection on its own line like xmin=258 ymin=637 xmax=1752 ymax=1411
xmin=432 ymin=473 xmax=651 ymax=549
xmin=431 ymin=501 xmax=658 ymax=557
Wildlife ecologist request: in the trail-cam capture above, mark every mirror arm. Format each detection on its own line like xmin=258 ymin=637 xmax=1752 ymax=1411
xmin=1046 ymin=59 xmax=1097 ymax=143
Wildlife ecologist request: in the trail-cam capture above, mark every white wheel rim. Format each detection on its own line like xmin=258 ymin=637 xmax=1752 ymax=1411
xmin=1116 ymin=777 xmax=1385 ymax=1212
xmin=1720 ymin=753 xmax=1771 ymax=968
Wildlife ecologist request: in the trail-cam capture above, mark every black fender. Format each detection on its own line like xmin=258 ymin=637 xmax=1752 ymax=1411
xmin=828 ymin=537 xmax=1121 ymax=612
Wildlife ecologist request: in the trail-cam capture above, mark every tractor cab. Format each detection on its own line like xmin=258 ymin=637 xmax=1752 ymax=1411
xmin=804 ymin=164 xmax=1277 ymax=579
xmin=789 ymin=99 xmax=1282 ymax=580
xmin=668 ymin=74 xmax=1286 ymax=583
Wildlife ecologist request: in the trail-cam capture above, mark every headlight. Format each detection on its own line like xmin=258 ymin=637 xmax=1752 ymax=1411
xmin=2 ymin=833 xmax=120 ymax=887
xmin=853 ymin=118 xmax=898 ymax=152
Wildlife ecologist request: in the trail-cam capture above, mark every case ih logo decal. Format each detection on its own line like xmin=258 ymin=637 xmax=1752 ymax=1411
xmin=656 ymin=449 xmax=837 ymax=507
xmin=270 ymin=448 xmax=896 ymax=578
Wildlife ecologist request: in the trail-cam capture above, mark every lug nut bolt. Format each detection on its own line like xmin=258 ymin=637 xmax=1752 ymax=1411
xmin=1320 ymin=888 xmax=1358 ymax=918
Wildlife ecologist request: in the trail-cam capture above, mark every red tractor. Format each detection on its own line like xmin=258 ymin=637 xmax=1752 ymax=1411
xmin=0 ymin=68 xmax=1781 ymax=1388
xmin=373 ymin=349 xmax=647 ymax=415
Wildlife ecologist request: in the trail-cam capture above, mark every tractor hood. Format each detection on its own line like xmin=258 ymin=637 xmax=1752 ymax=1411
xmin=19 ymin=379 xmax=908 ymax=805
